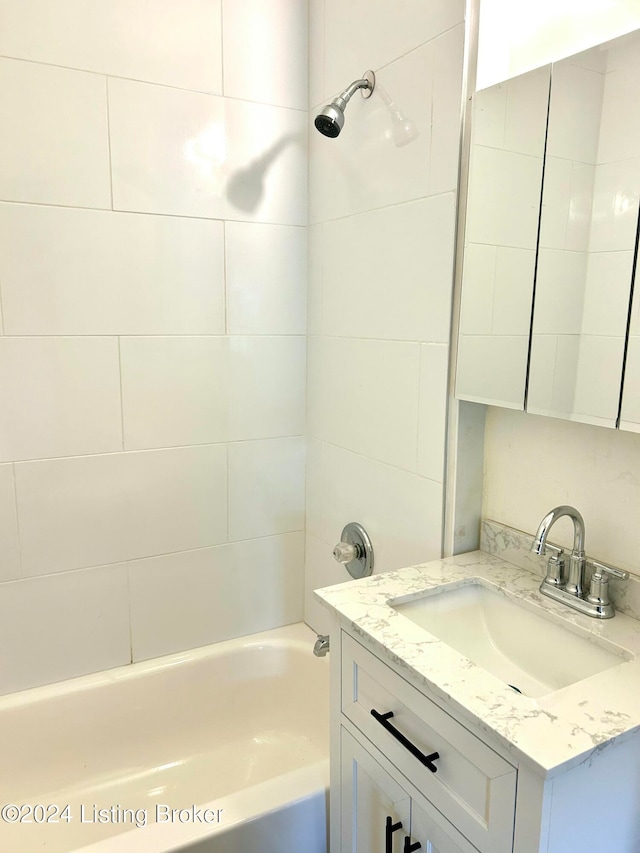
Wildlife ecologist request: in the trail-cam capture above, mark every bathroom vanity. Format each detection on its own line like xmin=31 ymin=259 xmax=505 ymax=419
xmin=316 ymin=548 xmax=640 ymax=852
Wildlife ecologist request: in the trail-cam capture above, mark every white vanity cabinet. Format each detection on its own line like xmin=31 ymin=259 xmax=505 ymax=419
xmin=338 ymin=633 xmax=517 ymax=853
xmin=329 ymin=625 xmax=640 ymax=853
xmin=340 ymin=727 xmax=477 ymax=853
xmin=333 ymin=632 xmax=517 ymax=853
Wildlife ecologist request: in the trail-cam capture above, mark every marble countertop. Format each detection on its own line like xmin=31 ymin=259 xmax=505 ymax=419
xmin=315 ymin=550 xmax=640 ymax=778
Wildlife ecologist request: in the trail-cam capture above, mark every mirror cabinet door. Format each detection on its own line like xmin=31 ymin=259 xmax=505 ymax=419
xmin=456 ymin=66 xmax=550 ymax=408
xmin=613 ymin=35 xmax=640 ymax=433
xmin=527 ymin=35 xmax=640 ymax=428
xmin=621 ymin=259 xmax=640 ymax=431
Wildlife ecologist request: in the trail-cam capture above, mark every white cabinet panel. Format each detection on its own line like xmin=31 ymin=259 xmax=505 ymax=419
xmin=412 ymin=801 xmax=477 ymax=853
xmin=341 ymin=634 xmax=517 ymax=853
xmin=527 ymin=38 xmax=638 ymax=428
xmin=456 ymin=65 xmax=549 ymax=410
xmin=341 ymin=727 xmax=479 ymax=853
xmin=341 ymin=728 xmax=411 ymax=853
xmin=456 ymin=335 xmax=530 ymax=409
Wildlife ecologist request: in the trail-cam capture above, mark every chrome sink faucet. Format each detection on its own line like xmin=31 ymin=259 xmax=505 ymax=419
xmin=531 ymin=505 xmax=586 ymax=596
xmin=531 ymin=505 xmax=628 ymax=619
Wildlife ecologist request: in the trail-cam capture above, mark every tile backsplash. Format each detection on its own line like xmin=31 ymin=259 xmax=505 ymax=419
xmin=482 ymin=519 xmax=640 ymax=622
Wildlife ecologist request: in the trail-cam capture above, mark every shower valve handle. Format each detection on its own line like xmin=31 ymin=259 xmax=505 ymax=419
xmin=333 ymin=541 xmax=361 ymax=563
xmin=332 ymin=522 xmax=374 ymax=579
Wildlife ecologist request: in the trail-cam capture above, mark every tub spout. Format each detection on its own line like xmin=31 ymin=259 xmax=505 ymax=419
xmin=313 ymin=634 xmax=330 ymax=657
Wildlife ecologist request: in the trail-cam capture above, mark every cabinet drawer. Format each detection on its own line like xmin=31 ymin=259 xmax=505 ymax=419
xmin=341 ymin=632 xmax=516 ymax=853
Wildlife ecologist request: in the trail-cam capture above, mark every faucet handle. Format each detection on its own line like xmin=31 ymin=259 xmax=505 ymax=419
xmin=586 ymin=560 xmax=629 ymax=614
xmin=542 ymin=546 xmax=565 ymax=588
xmin=587 ymin=560 xmax=629 ymax=581
xmin=543 ymin=543 xmax=564 ymax=558
xmin=534 ymin=539 xmax=564 ymax=559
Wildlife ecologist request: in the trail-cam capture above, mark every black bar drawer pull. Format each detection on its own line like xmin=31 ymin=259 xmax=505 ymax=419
xmin=371 ymin=709 xmax=439 ymax=773
xmin=404 ymin=838 xmax=421 ymax=852
xmin=386 ymin=816 xmax=403 ymax=853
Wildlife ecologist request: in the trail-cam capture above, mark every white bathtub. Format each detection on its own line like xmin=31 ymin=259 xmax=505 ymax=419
xmin=0 ymin=623 xmax=329 ymax=853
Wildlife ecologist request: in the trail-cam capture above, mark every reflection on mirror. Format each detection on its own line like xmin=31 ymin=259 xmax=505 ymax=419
xmin=456 ymin=66 xmax=550 ymax=408
xmin=527 ymin=33 xmax=640 ymax=427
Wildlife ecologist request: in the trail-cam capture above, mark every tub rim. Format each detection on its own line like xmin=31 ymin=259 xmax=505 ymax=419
xmin=0 ymin=621 xmax=322 ymax=711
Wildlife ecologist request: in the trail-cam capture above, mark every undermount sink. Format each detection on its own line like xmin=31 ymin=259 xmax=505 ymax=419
xmin=391 ymin=581 xmax=630 ymax=698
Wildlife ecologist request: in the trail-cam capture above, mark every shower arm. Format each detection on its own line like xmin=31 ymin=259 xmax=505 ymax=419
xmin=332 ymin=77 xmax=374 ymax=110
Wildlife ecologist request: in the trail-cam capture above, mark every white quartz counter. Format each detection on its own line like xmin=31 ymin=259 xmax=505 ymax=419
xmin=315 ymin=550 xmax=640 ymax=779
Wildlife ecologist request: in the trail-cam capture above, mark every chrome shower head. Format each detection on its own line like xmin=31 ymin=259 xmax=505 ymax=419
xmin=314 ymin=70 xmax=375 ymax=138
xmin=314 ymin=103 xmax=344 ymax=138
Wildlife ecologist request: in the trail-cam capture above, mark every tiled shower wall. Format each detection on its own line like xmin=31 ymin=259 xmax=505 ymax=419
xmin=0 ymin=0 xmax=308 ymax=693
xmin=305 ymin=0 xmax=465 ymax=632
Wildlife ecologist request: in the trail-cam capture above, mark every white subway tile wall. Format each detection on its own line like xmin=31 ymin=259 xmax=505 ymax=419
xmin=0 ymin=566 xmax=131 ymax=695
xmin=0 ymin=1 xmax=307 ymax=694
xmin=128 ymin=532 xmax=305 ymax=661
xmin=0 ymin=465 xmax=20 ymax=582
xmin=0 ymin=59 xmax=111 ymax=208
xmin=225 ymin=222 xmax=307 ymax=334
xmin=222 ymin=0 xmax=308 ymax=110
xmin=0 ymin=337 xmax=123 ymax=461
xmin=15 ymin=445 xmax=229 ymax=576
xmin=0 ymin=206 xmax=227 ymax=335
xmin=228 ymin=437 xmax=305 ymax=541
xmin=0 ymin=0 xmax=465 ymax=683
xmin=305 ymin=1 xmax=464 ymax=634
xmin=0 ymin=0 xmax=224 ymax=92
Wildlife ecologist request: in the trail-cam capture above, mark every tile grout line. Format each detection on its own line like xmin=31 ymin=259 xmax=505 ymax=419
xmin=6 ymin=434 xmax=307 ymax=467
xmin=10 ymin=462 xmax=23 ymax=578
xmin=0 ymin=267 xmax=6 ymax=334
xmin=105 ymin=76 xmax=115 ymax=210
xmin=124 ymin=562 xmax=134 ymax=664
xmin=308 ymin=190 xmax=459 ymax=227
xmin=0 ymin=530 xmax=306 ymax=589
xmin=309 ymin=436 xmax=445 ymax=486
xmin=222 ymin=220 xmax=228 ymax=335
xmin=304 ymin=213 xmax=318 ymax=544
xmin=415 ymin=344 xmax=425 ymax=475
xmin=0 ymin=197 xmax=307 ymax=229
xmin=220 ymin=0 xmax=226 ymax=96
xmin=0 ymin=54 xmax=308 ymax=113
xmin=0 ymin=333 xmax=308 ymax=339
xmin=226 ymin=441 xmax=230 ymax=544
xmin=314 ymin=20 xmax=463 ymax=106
xmin=117 ymin=337 xmax=125 ymax=450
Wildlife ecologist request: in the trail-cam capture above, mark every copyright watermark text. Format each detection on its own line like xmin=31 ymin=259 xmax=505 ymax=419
xmin=1 ymin=803 xmax=224 ymax=829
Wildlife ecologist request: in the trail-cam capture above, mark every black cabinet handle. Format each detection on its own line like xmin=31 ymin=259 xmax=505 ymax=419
xmin=404 ymin=838 xmax=421 ymax=852
xmin=385 ymin=815 xmax=403 ymax=853
xmin=371 ymin=709 xmax=439 ymax=773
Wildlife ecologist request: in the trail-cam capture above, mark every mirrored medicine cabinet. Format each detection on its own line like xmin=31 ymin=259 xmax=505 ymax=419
xmin=456 ymin=29 xmax=640 ymax=433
